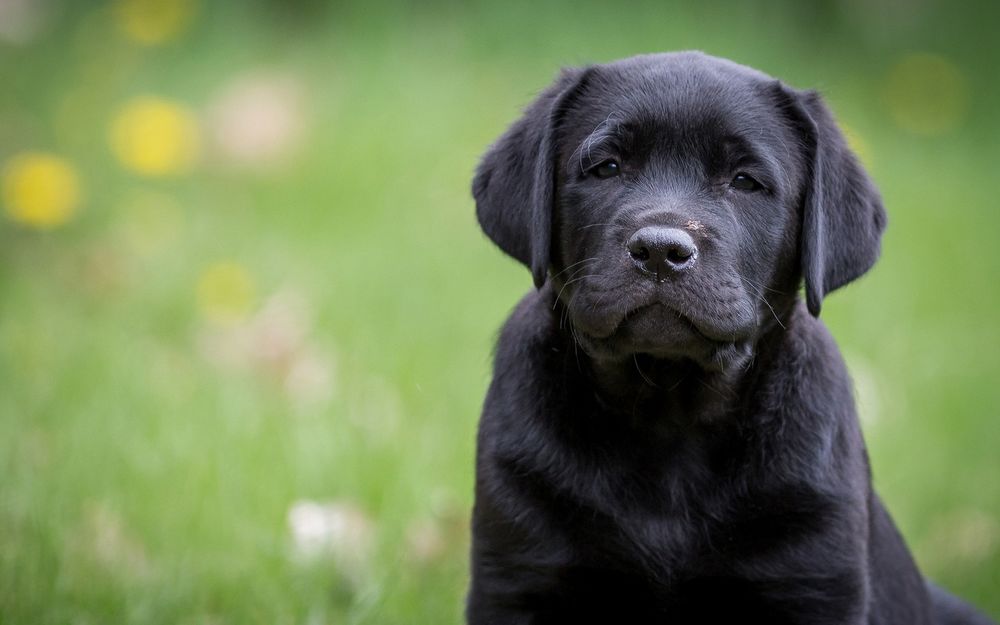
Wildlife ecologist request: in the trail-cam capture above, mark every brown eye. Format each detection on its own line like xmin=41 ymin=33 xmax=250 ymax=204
xmin=731 ymin=173 xmax=762 ymax=191
xmin=592 ymin=160 xmax=620 ymax=179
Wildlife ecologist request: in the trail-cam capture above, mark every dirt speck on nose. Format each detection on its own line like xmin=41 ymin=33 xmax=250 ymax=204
xmin=685 ymin=220 xmax=703 ymax=231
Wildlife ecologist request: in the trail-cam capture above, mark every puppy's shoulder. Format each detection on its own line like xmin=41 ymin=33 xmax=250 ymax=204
xmin=782 ymin=301 xmax=849 ymax=372
xmin=492 ymin=286 xmax=564 ymax=373
xmin=767 ymin=300 xmax=857 ymax=411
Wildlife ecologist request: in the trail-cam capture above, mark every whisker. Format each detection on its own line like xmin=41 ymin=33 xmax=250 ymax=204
xmin=565 ymin=317 xmax=584 ymax=362
xmin=550 ymin=257 xmax=598 ymax=281
xmin=552 ymin=265 xmax=599 ymax=309
xmin=697 ymin=377 xmax=735 ymax=401
xmin=742 ymin=275 xmax=788 ymax=296
xmin=633 ymin=354 xmax=658 ymax=388
xmin=573 ymin=112 xmax=619 ymax=175
xmin=554 ymin=273 xmax=602 ymax=308
xmin=741 ymin=277 xmax=785 ymax=330
xmin=715 ymin=349 xmax=728 ymax=375
xmin=667 ymin=371 xmax=690 ymax=392
xmin=559 ymin=300 xmax=572 ymax=332
xmin=563 ymin=273 xmax=601 ymax=287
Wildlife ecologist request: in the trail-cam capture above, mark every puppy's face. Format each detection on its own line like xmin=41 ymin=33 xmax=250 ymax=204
xmin=551 ymin=56 xmax=805 ymax=368
xmin=474 ymin=53 xmax=885 ymax=370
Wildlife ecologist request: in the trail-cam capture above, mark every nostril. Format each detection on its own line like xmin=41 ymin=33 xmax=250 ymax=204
xmin=666 ymin=246 xmax=692 ymax=265
xmin=667 ymin=248 xmax=691 ymax=265
xmin=630 ymin=246 xmax=650 ymax=262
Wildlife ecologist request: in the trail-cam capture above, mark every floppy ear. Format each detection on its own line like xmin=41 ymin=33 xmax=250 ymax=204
xmin=472 ymin=67 xmax=591 ymax=288
xmin=784 ymin=88 xmax=887 ymax=316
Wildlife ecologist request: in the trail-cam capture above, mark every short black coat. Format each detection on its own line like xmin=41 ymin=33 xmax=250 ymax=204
xmin=467 ymin=52 xmax=994 ymax=625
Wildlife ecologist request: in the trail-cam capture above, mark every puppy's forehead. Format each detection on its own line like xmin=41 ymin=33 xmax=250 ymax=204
xmin=574 ymin=52 xmax=779 ymax=137
xmin=604 ymin=51 xmax=774 ymax=87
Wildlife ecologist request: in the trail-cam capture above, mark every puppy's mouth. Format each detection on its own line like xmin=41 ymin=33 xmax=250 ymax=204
xmin=567 ymin=300 xmax=755 ymax=371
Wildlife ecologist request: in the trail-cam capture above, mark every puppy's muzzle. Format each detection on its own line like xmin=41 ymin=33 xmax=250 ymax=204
xmin=626 ymin=226 xmax=698 ymax=279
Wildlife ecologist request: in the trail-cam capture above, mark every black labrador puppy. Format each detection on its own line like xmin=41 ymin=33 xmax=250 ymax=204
xmin=467 ymin=52 xmax=994 ymax=625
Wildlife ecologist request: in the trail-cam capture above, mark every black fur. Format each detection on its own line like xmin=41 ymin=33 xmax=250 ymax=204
xmin=468 ymin=52 xmax=994 ymax=624
xmin=785 ymin=88 xmax=888 ymax=316
xmin=474 ymin=67 xmax=593 ymax=287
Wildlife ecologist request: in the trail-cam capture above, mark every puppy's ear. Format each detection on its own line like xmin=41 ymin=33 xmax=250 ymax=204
xmin=783 ymin=88 xmax=887 ymax=316
xmin=473 ymin=68 xmax=591 ymax=288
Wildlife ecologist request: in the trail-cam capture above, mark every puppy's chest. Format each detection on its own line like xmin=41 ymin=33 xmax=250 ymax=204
xmin=540 ymin=437 xmax=746 ymax=569
xmin=563 ymin=414 xmax=743 ymax=513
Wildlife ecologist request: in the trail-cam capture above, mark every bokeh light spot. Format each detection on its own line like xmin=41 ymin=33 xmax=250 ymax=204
xmin=197 ymin=262 xmax=256 ymax=324
xmin=2 ymin=153 xmax=81 ymax=229
xmin=0 ymin=0 xmax=49 ymax=45
xmin=883 ymin=53 xmax=969 ymax=136
xmin=208 ymin=72 xmax=307 ymax=169
xmin=113 ymin=0 xmax=197 ymax=46
xmin=110 ymin=96 xmax=200 ymax=176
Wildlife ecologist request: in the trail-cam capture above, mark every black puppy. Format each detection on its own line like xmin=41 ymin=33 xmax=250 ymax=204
xmin=468 ymin=52 xmax=994 ymax=625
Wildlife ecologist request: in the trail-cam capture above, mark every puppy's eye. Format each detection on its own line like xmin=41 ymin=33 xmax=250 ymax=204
xmin=731 ymin=173 xmax=763 ymax=192
xmin=591 ymin=159 xmax=621 ymax=179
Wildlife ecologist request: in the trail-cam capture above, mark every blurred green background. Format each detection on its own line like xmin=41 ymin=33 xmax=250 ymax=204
xmin=1 ymin=0 xmax=998 ymax=623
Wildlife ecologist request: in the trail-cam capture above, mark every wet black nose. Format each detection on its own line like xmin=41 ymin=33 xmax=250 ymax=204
xmin=627 ymin=226 xmax=698 ymax=277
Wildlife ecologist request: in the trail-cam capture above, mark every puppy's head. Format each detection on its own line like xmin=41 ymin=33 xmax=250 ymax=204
xmin=474 ymin=52 xmax=885 ymax=369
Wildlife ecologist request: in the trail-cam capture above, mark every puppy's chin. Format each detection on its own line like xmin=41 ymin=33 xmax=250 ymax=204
xmin=571 ymin=303 xmax=754 ymax=372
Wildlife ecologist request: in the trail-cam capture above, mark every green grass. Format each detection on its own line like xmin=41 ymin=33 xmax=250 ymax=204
xmin=1 ymin=1 xmax=999 ymax=623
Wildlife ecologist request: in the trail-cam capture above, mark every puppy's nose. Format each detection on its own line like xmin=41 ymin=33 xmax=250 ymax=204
xmin=627 ymin=226 xmax=698 ymax=277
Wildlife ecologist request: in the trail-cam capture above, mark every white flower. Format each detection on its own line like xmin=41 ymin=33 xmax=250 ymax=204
xmin=208 ymin=72 xmax=307 ymax=168
xmin=287 ymin=500 xmax=374 ymax=581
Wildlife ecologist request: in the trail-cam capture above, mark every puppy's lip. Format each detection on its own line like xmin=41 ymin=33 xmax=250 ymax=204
xmin=566 ymin=286 xmax=756 ymax=346
xmin=685 ymin=316 xmax=752 ymax=345
xmin=609 ymin=302 xmax=751 ymax=346
xmin=572 ymin=306 xmax=753 ymax=370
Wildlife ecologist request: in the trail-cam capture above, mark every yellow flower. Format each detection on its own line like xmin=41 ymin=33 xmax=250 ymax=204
xmin=114 ymin=0 xmax=197 ymax=46
xmin=110 ymin=96 xmax=200 ymax=176
xmin=197 ymin=262 xmax=256 ymax=324
xmin=883 ymin=53 xmax=969 ymax=137
xmin=2 ymin=153 xmax=81 ymax=229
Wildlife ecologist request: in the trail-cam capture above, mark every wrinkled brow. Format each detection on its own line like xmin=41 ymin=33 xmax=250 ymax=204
xmin=725 ymin=128 xmax=795 ymax=194
xmin=569 ymin=113 xmax=624 ymax=175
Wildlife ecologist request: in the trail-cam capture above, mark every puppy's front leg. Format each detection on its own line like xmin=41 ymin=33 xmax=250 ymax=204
xmin=465 ymin=592 xmax=537 ymax=625
xmin=466 ymin=574 xmax=557 ymax=625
